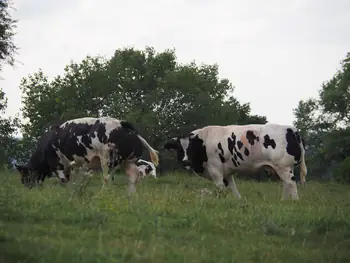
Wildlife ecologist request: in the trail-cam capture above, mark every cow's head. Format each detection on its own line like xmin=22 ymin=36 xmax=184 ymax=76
xmin=135 ymin=159 xmax=157 ymax=178
xmin=165 ymin=133 xmax=208 ymax=174
xmin=164 ymin=136 xmax=191 ymax=169
xmin=15 ymin=163 xmax=36 ymax=188
xmin=145 ymin=162 xmax=157 ymax=178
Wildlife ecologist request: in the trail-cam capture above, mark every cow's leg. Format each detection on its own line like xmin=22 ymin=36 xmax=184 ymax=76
xmin=56 ymin=170 xmax=67 ymax=185
xmin=100 ymin=154 xmax=111 ymax=190
xmin=225 ymin=175 xmax=241 ymax=199
xmin=276 ymin=167 xmax=299 ymax=200
xmin=207 ymin=165 xmax=226 ymax=195
xmin=124 ymin=162 xmax=141 ymax=196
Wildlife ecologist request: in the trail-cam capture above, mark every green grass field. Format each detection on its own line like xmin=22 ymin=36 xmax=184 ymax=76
xmin=1 ymin=171 xmax=350 ymax=263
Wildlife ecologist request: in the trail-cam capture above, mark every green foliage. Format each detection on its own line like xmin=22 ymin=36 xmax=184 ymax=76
xmin=0 ymin=0 xmax=19 ymax=166
xmin=19 ymin=47 xmax=266 ymax=166
xmin=6 ymin=135 xmax=36 ymax=163
xmin=334 ymin=157 xmax=350 ymax=184
xmin=0 ymin=0 xmax=18 ymax=72
xmin=293 ymin=52 xmax=350 ymax=180
xmin=0 ymin=89 xmax=20 ymax=167
xmin=1 ymin=172 xmax=350 ymax=263
xmin=319 ymin=52 xmax=350 ymax=125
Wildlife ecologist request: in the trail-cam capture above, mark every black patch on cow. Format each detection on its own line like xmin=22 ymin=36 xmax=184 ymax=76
xmin=217 ymin=143 xmax=225 ymax=163
xmin=244 ymin=147 xmax=250 ymax=156
xmin=231 ymin=157 xmax=238 ymax=167
xmin=120 ymin=121 xmax=138 ymax=133
xmin=263 ymin=134 xmax=276 ymax=149
xmin=237 ymin=140 xmax=243 ymax=149
xmin=137 ymin=159 xmax=149 ymax=166
xmin=236 ymin=151 xmax=243 ymax=161
xmin=223 ymin=178 xmax=229 ymax=187
xmin=246 ymin=130 xmax=258 ymax=145
xmin=256 ymin=136 xmax=260 ymax=142
xmin=145 ymin=165 xmax=152 ymax=174
xmin=233 ymin=153 xmax=238 ymax=161
xmin=227 ymin=133 xmax=244 ymax=162
xmin=187 ymin=135 xmax=208 ymax=174
xmin=109 ymin=127 xmax=143 ymax=165
xmin=286 ymin=128 xmax=301 ymax=163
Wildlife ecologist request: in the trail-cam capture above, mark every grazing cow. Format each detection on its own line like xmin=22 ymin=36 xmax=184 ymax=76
xmin=135 ymin=159 xmax=157 ymax=178
xmin=164 ymin=123 xmax=307 ymax=200
xmin=15 ymin=117 xmax=159 ymax=194
xmin=110 ymin=159 xmax=157 ymax=180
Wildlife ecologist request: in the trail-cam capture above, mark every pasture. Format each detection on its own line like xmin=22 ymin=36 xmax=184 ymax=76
xmin=1 ymin=171 xmax=350 ymax=263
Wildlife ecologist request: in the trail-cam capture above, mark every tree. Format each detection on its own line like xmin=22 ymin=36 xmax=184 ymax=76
xmin=293 ymin=52 xmax=350 ymax=181
xmin=0 ymin=0 xmax=18 ymax=72
xmin=0 ymin=89 xmax=19 ymax=167
xmin=0 ymin=0 xmax=19 ymax=167
xmin=319 ymin=52 xmax=350 ymax=126
xmin=20 ymin=47 xmax=266 ymax=171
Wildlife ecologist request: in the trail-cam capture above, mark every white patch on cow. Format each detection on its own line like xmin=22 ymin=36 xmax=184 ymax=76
xmin=137 ymin=165 xmax=147 ymax=176
xmin=179 ymin=138 xmax=190 ymax=161
xmin=53 ymin=146 xmax=72 ymax=178
xmin=56 ymin=170 xmax=66 ymax=180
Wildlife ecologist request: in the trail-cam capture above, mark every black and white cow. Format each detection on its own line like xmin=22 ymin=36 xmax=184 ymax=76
xmin=15 ymin=117 xmax=159 ymax=194
xmin=135 ymin=159 xmax=157 ymax=178
xmin=164 ymin=123 xmax=307 ymax=200
xmin=110 ymin=159 xmax=157 ymax=179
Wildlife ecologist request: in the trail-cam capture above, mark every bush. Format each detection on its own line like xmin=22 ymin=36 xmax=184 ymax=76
xmin=333 ymin=157 xmax=350 ymax=184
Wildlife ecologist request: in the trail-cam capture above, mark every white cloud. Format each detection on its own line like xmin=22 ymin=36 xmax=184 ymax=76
xmin=1 ymin=0 xmax=349 ymax=130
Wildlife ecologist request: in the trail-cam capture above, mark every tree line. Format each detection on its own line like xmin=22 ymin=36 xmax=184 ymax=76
xmin=0 ymin=1 xmax=349 ymax=182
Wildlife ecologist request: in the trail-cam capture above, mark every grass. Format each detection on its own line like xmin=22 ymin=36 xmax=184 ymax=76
xmin=1 ymin=171 xmax=350 ymax=263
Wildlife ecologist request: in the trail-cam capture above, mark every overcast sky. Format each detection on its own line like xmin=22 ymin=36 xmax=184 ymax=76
xmin=1 ymin=0 xmax=349 ymax=130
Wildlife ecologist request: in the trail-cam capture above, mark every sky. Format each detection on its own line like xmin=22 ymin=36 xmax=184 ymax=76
xmin=1 ymin=0 xmax=349 ymax=134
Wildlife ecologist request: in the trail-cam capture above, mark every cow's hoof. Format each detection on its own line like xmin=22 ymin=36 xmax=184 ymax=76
xmin=59 ymin=178 xmax=68 ymax=186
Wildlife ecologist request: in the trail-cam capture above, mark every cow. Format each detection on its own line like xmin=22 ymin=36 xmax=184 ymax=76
xmin=164 ymin=123 xmax=307 ymax=200
xmin=110 ymin=159 xmax=157 ymax=180
xmin=135 ymin=159 xmax=157 ymax=178
xmin=74 ymin=158 xmax=157 ymax=181
xmin=15 ymin=117 xmax=159 ymax=194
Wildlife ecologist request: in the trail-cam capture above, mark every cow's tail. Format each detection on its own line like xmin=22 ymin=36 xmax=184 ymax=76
xmin=299 ymin=137 xmax=307 ymax=184
xmin=137 ymin=135 xmax=159 ymax=167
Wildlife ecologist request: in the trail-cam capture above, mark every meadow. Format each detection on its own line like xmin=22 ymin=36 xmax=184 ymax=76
xmin=1 ymin=171 xmax=350 ymax=263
